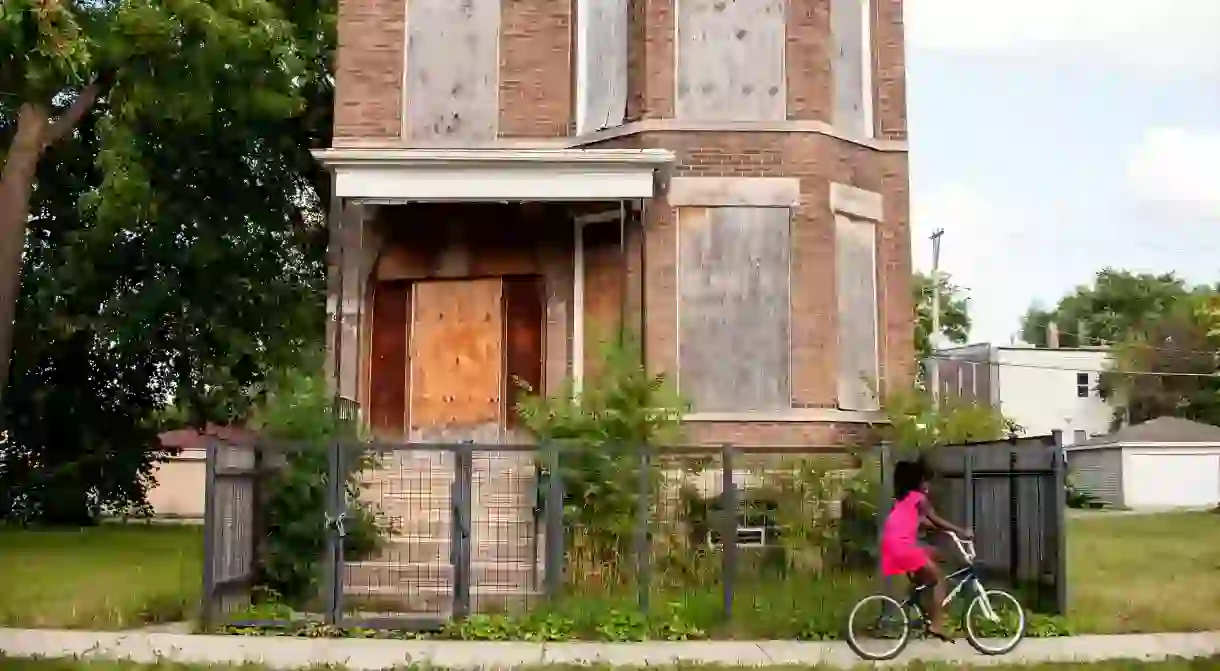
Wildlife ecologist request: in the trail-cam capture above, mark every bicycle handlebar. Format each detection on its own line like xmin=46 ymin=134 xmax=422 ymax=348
xmin=944 ymin=530 xmax=977 ymax=562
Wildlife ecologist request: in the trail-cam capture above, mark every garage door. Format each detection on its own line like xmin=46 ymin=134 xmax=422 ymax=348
xmin=1126 ymin=453 xmax=1220 ymax=509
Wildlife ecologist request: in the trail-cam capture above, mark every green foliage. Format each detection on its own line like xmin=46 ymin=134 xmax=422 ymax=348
xmin=883 ymin=385 xmax=1023 ymax=452
xmin=1100 ymin=293 xmax=1220 ymax=428
xmin=1066 ymin=472 xmax=1104 ymax=510
xmin=516 ymin=336 xmax=688 ymax=569
xmin=1020 ymin=269 xmax=1200 ymax=347
xmin=248 ymin=365 xmax=384 ymax=607
xmin=914 ymin=271 xmax=972 ymax=366
xmin=838 ymin=459 xmax=883 ymax=568
xmin=2 ymin=0 xmax=335 ymax=524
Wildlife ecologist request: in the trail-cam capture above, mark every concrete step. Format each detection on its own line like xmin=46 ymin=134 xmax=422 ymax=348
xmin=374 ymin=531 xmax=542 ymax=564
xmin=344 ymin=561 xmax=538 ymax=590
xmin=342 ymin=583 xmax=543 ymax=615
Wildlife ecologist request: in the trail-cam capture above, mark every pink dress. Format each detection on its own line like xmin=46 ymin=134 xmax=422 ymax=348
xmin=880 ymin=491 xmax=930 ymax=576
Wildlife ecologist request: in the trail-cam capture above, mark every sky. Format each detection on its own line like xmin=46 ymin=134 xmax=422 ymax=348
xmin=904 ymin=0 xmax=1220 ymax=343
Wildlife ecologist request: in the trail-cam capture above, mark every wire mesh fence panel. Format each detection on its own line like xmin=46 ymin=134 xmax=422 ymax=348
xmin=342 ymin=443 xmax=458 ymax=626
xmin=722 ymin=447 xmax=875 ymax=639
xmin=648 ymin=447 xmax=726 ymax=630
xmin=550 ymin=442 xmax=650 ymax=612
xmin=468 ymin=445 xmax=542 ymax=616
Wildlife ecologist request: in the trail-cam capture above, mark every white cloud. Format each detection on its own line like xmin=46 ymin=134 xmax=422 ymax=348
xmin=1127 ymin=127 xmax=1220 ymax=215
xmin=907 ymin=0 xmax=1220 ymax=76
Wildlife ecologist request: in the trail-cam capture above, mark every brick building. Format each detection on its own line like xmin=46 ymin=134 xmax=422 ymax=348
xmin=312 ymin=0 xmax=913 ymax=614
xmin=314 ymin=0 xmax=913 ymax=448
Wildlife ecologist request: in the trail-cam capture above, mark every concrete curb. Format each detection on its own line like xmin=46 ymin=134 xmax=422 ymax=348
xmin=0 ymin=629 xmax=1218 ymax=669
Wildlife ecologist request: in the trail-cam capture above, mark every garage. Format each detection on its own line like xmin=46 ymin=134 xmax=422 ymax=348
xmin=1066 ymin=416 xmax=1220 ymax=510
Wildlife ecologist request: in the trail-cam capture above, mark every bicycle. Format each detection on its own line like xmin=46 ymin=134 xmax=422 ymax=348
xmin=845 ymin=530 xmax=1027 ymax=661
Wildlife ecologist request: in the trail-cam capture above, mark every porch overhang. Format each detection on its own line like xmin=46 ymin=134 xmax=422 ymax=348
xmin=311 ymin=147 xmax=675 ymax=202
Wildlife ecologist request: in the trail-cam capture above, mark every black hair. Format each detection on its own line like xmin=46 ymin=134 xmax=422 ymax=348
xmin=893 ymin=457 xmax=932 ymax=501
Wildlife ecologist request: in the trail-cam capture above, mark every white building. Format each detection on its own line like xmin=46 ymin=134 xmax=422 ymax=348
xmin=931 ymin=344 xmax=1114 ymax=445
xmin=1067 ymin=417 xmax=1220 ymax=510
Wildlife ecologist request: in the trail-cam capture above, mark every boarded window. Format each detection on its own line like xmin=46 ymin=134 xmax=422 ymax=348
xmin=679 ymin=207 xmax=791 ymax=412
xmin=368 ymin=282 xmax=411 ymax=437
xmin=405 ymin=0 xmax=500 ymax=142
xmin=576 ymin=0 xmax=628 ymax=133
xmin=835 ymin=214 xmax=880 ymax=411
xmin=832 ymin=0 xmax=872 ymax=136
xmin=503 ymin=276 xmax=545 ymax=428
xmin=675 ymin=0 xmax=786 ymax=121
xmin=582 ymin=220 xmax=626 ymax=375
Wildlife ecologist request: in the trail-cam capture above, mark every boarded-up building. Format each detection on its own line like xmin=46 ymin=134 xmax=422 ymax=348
xmin=313 ymin=0 xmax=913 ymax=613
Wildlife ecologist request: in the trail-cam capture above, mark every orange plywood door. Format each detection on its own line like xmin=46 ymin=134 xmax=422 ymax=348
xmin=408 ymin=278 xmax=505 ymax=443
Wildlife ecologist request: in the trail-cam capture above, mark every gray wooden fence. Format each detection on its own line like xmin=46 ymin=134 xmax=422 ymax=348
xmin=201 ymin=440 xmax=260 ymax=627
xmin=891 ymin=433 xmax=1068 ymax=613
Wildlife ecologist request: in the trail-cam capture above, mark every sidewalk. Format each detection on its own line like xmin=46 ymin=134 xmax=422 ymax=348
xmin=1 ymin=628 xmax=1218 ymax=669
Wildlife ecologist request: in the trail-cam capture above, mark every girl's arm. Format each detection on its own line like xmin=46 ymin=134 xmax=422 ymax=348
xmin=918 ymin=497 xmax=972 ymax=538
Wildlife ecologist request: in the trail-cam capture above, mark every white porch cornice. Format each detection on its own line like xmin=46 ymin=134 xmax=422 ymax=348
xmin=311 ymin=147 xmax=675 ymax=202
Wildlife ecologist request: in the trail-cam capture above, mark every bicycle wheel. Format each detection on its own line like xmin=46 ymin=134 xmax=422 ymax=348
xmin=962 ymin=588 xmax=1027 ymax=655
xmin=845 ymin=594 xmax=911 ymax=661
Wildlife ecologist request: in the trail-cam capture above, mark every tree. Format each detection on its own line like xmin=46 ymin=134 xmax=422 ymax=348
xmin=0 ymin=0 xmax=335 ymax=523
xmin=1100 ymin=293 xmax=1220 ymax=428
xmin=914 ymin=271 xmax=971 ymax=364
xmin=1020 ymin=269 xmax=1195 ymax=347
xmin=1 ymin=0 xmax=307 ymax=412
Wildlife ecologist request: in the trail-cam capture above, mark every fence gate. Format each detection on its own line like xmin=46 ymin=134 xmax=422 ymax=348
xmin=201 ymin=439 xmax=259 ymax=627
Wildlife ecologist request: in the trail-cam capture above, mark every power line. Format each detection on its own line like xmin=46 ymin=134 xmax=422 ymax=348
xmin=930 ymin=356 xmax=1220 ymax=379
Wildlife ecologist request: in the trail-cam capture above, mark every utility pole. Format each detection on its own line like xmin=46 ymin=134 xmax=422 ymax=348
xmin=929 ymin=229 xmax=945 ymax=406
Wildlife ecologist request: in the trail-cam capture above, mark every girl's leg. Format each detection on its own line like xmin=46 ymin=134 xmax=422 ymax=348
xmin=914 ymin=563 xmax=949 ymax=637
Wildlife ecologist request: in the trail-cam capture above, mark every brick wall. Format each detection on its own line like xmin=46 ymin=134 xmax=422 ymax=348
xmin=333 ymin=0 xmax=405 ymax=141
xmin=589 ymin=130 xmax=911 ymax=446
xmin=332 ymin=0 xmax=907 ymax=142
xmin=499 ymin=0 xmax=574 ymax=138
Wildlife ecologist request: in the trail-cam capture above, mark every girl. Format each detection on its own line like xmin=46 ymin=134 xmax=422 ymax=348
xmin=880 ymin=458 xmax=972 ymax=641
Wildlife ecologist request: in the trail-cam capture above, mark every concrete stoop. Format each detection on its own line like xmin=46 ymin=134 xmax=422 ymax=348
xmin=346 ymin=449 xmax=542 ymax=616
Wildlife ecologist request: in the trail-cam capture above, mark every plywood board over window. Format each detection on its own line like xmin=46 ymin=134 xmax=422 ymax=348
xmin=835 ymin=214 xmax=880 ymax=411
xmin=405 ymin=0 xmax=501 ymax=142
xmin=576 ymin=0 xmax=628 ymax=133
xmin=368 ymin=282 xmax=411 ymax=437
xmin=502 ymin=276 xmax=545 ymax=430
xmin=679 ymin=207 xmax=791 ymax=412
xmin=832 ymin=0 xmax=873 ymax=137
xmin=676 ymin=0 xmax=786 ymax=121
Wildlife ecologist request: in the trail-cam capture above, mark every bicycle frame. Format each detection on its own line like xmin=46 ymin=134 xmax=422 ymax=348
xmin=902 ymin=532 xmax=1001 ymax=623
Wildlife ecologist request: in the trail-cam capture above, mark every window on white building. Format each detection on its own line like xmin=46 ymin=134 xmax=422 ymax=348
xmin=1076 ymin=372 xmax=1090 ymax=398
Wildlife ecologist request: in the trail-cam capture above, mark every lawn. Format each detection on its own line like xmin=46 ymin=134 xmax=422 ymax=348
xmin=1068 ymin=511 xmax=1220 ymax=634
xmin=0 ymin=524 xmax=202 ymax=630
xmin=2 ymin=656 xmax=1219 ymax=671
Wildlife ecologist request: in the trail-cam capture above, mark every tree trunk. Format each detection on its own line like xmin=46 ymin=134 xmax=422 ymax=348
xmin=0 ymin=103 xmax=50 ymax=413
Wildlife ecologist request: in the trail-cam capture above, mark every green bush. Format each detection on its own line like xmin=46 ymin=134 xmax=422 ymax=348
xmin=516 ymin=335 xmax=688 ymax=574
xmin=1066 ymin=472 xmax=1104 ymax=509
xmin=249 ymin=367 xmax=384 ymax=606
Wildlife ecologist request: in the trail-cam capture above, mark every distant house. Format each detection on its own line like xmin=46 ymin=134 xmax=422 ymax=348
xmin=931 ymin=343 xmax=1114 ymax=445
xmin=1067 ymin=417 xmax=1220 ymax=510
xmin=147 ymin=424 xmax=255 ymax=520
